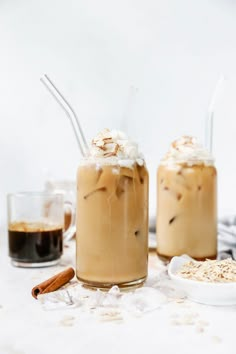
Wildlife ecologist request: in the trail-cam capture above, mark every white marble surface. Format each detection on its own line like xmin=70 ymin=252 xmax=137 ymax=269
xmin=0 ymin=235 xmax=235 ymax=354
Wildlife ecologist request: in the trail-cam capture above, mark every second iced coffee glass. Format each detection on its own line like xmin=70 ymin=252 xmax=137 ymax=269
xmin=156 ymin=136 xmax=217 ymax=261
xmin=76 ymin=130 xmax=149 ymax=289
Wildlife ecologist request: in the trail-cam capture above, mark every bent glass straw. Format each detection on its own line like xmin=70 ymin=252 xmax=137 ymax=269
xmin=40 ymin=74 xmax=88 ymax=156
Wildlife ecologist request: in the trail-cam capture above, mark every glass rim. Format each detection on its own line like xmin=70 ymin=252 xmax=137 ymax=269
xmin=78 ymin=157 xmax=145 ymax=167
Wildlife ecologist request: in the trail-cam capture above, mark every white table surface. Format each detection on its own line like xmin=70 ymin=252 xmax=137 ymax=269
xmin=0 ymin=233 xmax=235 ymax=354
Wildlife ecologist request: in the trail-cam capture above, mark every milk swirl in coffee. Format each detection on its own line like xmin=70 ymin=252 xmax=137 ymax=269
xmin=76 ymin=129 xmax=149 ymax=289
xmin=157 ymin=136 xmax=217 ymax=261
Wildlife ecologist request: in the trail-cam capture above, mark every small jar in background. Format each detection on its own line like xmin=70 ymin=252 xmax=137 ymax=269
xmin=45 ymin=179 xmax=76 ymax=239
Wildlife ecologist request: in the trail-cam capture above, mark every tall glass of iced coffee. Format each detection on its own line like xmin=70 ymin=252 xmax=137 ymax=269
xmin=76 ymin=129 xmax=149 ymax=289
xmin=157 ymin=136 xmax=217 ymax=261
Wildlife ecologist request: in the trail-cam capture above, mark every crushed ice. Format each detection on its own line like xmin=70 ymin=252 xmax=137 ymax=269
xmin=37 ymin=262 xmax=186 ymax=320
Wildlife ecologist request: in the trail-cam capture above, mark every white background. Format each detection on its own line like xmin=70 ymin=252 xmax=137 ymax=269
xmin=1 ymin=0 xmax=236 ymax=228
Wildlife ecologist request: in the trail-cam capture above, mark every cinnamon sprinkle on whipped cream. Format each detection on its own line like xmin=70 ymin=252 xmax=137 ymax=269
xmin=161 ymin=136 xmax=214 ymax=166
xmin=84 ymin=129 xmax=144 ymax=167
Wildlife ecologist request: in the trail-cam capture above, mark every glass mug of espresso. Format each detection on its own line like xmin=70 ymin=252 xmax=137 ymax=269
xmin=7 ymin=192 xmax=75 ymax=267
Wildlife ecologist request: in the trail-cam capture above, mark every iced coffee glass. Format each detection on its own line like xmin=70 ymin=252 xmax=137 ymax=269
xmin=76 ymin=129 xmax=149 ymax=289
xmin=156 ymin=136 xmax=217 ymax=261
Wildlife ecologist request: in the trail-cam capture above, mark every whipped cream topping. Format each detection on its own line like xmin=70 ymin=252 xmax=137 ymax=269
xmin=161 ymin=136 xmax=214 ymax=166
xmin=85 ymin=129 xmax=144 ymax=167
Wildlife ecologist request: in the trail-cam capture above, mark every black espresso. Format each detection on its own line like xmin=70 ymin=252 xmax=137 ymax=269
xmin=8 ymin=222 xmax=63 ymax=263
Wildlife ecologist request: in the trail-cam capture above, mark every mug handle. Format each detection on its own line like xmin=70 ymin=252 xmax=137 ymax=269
xmin=63 ymin=201 xmax=76 ymax=242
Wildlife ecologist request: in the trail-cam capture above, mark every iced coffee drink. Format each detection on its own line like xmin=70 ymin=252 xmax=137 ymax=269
xmin=157 ymin=136 xmax=217 ymax=260
xmin=76 ymin=129 xmax=149 ymax=289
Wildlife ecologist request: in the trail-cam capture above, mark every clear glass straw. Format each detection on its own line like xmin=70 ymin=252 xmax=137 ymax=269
xmin=40 ymin=74 xmax=88 ymax=156
xmin=205 ymin=75 xmax=226 ymax=153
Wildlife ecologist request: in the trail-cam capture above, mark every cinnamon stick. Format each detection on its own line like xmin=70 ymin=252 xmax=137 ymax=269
xmin=32 ymin=267 xmax=75 ymax=299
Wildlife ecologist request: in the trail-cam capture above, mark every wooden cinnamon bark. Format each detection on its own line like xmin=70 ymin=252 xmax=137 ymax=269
xmin=32 ymin=267 xmax=75 ymax=299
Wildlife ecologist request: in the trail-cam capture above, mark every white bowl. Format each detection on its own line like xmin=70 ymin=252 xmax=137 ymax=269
xmin=168 ymin=255 xmax=236 ymax=306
